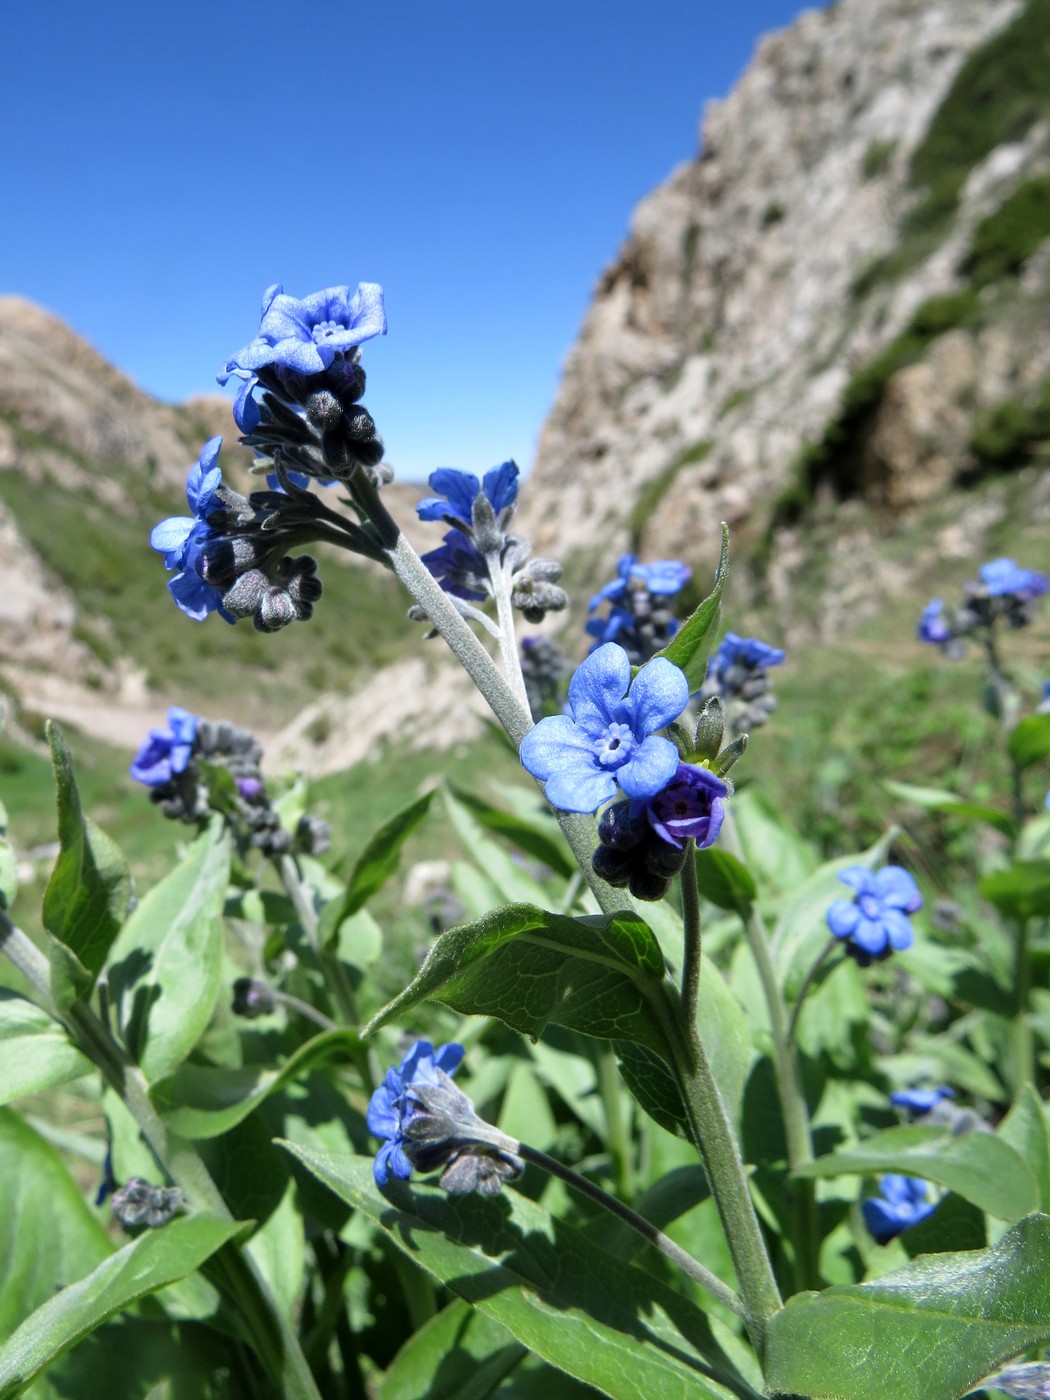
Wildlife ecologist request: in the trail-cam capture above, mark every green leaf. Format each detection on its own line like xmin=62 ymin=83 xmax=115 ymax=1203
xmin=380 ymin=1299 xmax=524 ymax=1400
xmin=448 ymin=785 xmax=576 ymax=880
xmin=765 ymin=1214 xmax=1050 ymax=1400
xmin=980 ymin=860 xmax=1050 ymax=920
xmin=443 ymin=788 xmax=557 ymax=906
xmin=364 ymin=902 xmax=673 ymax=1057
xmin=150 ymin=1027 xmax=361 ymax=1138
xmin=998 ymin=1086 xmax=1050 ymax=1213
xmin=0 ymin=991 xmax=91 ymax=1105
xmin=0 ymin=1110 xmax=111 ymax=1343
xmin=107 ymin=820 xmax=230 ymax=1082
xmin=616 ymin=1041 xmax=689 ymax=1137
xmin=0 ymin=1215 xmax=243 ymax=1398
xmin=282 ymin=1146 xmax=756 ymax=1400
xmin=41 ymin=723 xmax=131 ymax=1001
xmin=1008 ymin=712 xmax=1050 ymax=768
xmin=318 ymin=790 xmax=434 ymax=945
xmin=885 ymin=779 xmax=1017 ymax=837
xmin=694 ymin=847 xmax=756 ymax=914
xmin=795 ymin=1125 xmax=1039 ymax=1221
xmin=649 ymin=523 xmax=729 ymax=690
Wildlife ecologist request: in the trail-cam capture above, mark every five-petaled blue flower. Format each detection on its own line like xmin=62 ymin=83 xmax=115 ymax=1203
xmin=588 ymin=554 xmax=692 ymax=612
xmin=417 ymin=463 xmax=519 ymax=527
xmin=150 ymin=438 xmax=233 ymax=622
xmin=367 ymin=1041 xmax=465 ymax=1186
xmin=520 ymin=644 xmax=689 ymax=813
xmin=826 ymin=865 xmax=922 ymax=961
xmin=220 ymin=282 xmax=387 ymax=381
xmin=130 ymin=707 xmax=199 ymax=787
xmin=917 ymin=598 xmax=952 ymax=646
xmin=862 ymin=1174 xmax=938 ymax=1244
xmin=979 ymin=558 xmax=1050 ymax=600
xmin=890 ymin=1086 xmax=955 ymax=1116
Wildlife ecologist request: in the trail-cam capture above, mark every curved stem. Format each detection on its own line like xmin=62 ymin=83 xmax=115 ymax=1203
xmin=785 ymin=939 xmax=839 ymax=1047
xmin=510 ymin=1140 xmax=742 ymax=1317
xmin=274 ymin=990 xmax=338 ymax=1032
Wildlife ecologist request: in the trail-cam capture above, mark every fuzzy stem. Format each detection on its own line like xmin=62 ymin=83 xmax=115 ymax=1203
xmin=680 ymin=841 xmax=702 ymax=1024
xmin=485 ymin=549 xmax=532 ymax=716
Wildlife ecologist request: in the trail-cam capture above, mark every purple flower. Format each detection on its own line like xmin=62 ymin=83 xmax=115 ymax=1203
xmin=588 ymin=554 xmax=691 ymax=612
xmin=367 ymin=1041 xmax=465 ymax=1186
xmin=826 ymin=865 xmax=922 ymax=962
xmin=642 ymin=764 xmax=728 ymax=850
xmin=220 ymin=282 xmax=387 ymax=381
xmin=862 ymin=1174 xmax=938 ymax=1244
xmin=520 ymin=644 xmax=689 ymax=813
xmin=917 ymin=598 xmax=953 ymax=646
xmin=979 ymin=558 xmax=1050 ymax=600
xmin=890 ymin=1086 xmax=955 ymax=1116
xmin=420 ymin=529 xmax=489 ymax=601
xmin=150 ymin=438 xmax=233 ymax=622
xmin=130 ymin=707 xmax=199 ymax=787
xmin=417 ymin=463 xmax=519 ymax=527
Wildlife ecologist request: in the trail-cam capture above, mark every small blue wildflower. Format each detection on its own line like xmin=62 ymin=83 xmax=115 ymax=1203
xmin=150 ymin=438 xmax=234 ymax=622
xmin=707 ymin=633 xmax=786 ymax=687
xmin=417 ymin=463 xmax=519 ymax=527
xmin=979 ymin=557 xmax=1050 ymax=600
xmin=642 ymin=764 xmax=728 ymax=850
xmin=862 ymin=1174 xmax=938 ymax=1244
xmin=917 ymin=598 xmax=952 ymax=646
xmin=367 ymin=1041 xmax=465 ymax=1186
xmin=420 ymin=529 xmax=489 ymax=601
xmin=588 ymin=554 xmax=691 ymax=611
xmin=130 ymin=707 xmax=199 ymax=787
xmin=221 ymin=282 xmax=387 ymax=381
xmin=826 ymin=865 xmax=922 ymax=963
xmin=890 ymin=1086 xmax=955 ymax=1116
xmin=520 ymin=643 xmax=689 ymax=813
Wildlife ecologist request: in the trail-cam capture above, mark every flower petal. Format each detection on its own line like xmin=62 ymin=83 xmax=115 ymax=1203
xmin=544 ymin=764 xmax=618 ymax=814
xmin=874 ymin=866 xmax=922 ymax=912
xmin=567 ymin=644 xmax=631 ymax=730
xmin=624 ymin=656 xmax=689 ymax=734
xmin=827 ymin=900 xmax=860 ymax=939
xmin=616 ymin=734 xmax=680 ymax=801
xmin=836 ymin=866 xmax=877 ymax=896
xmin=519 ymin=714 xmax=594 ymax=782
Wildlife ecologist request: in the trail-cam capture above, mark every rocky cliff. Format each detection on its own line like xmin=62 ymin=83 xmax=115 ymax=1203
xmin=521 ymin=0 xmax=1050 ymax=640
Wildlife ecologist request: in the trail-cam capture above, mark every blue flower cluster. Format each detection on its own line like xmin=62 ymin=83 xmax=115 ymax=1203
xmin=826 ymin=865 xmax=923 ymax=965
xmin=586 ymin=554 xmax=692 ymax=665
xmin=129 ymin=706 xmax=199 ymax=787
xmin=700 ymin=633 xmax=786 ymax=735
xmin=918 ymin=557 xmax=1049 ymax=652
xmin=862 ymin=1174 xmax=938 ymax=1244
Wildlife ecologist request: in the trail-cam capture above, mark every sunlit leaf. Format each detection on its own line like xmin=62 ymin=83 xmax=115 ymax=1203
xmin=649 ymin=523 xmax=729 ymax=690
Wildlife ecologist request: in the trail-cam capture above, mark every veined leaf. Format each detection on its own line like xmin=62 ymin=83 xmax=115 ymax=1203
xmin=363 ymin=902 xmax=673 ymax=1058
xmin=648 ymin=523 xmax=729 ymax=690
xmin=795 ymin=1125 xmax=1038 ymax=1221
xmin=107 ymin=819 xmax=230 ymax=1082
xmin=0 ymin=1215 xmax=243 ymax=1398
xmin=282 ymin=1146 xmax=756 ymax=1400
xmin=42 ymin=723 xmax=131 ymax=1004
xmin=765 ymin=1214 xmax=1050 ymax=1400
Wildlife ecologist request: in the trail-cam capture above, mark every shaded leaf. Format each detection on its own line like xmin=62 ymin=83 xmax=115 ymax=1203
xmin=885 ymin=779 xmax=1017 ymax=837
xmin=796 ymin=1125 xmax=1038 ymax=1221
xmin=107 ymin=820 xmax=230 ymax=1082
xmin=282 ymin=1146 xmax=756 ymax=1400
xmin=0 ymin=1215 xmax=242 ymax=1398
xmin=448 ymin=785 xmax=576 ymax=880
xmin=443 ymin=788 xmax=558 ymax=906
xmin=319 ymin=791 xmax=434 ymax=945
xmin=649 ymin=523 xmax=729 ymax=690
xmin=364 ymin=903 xmax=673 ymax=1057
xmin=616 ymin=1041 xmax=688 ymax=1137
xmin=694 ymin=848 xmax=756 ymax=914
xmin=765 ymin=1214 xmax=1050 ymax=1400
xmin=1008 ymin=713 xmax=1050 ymax=769
xmin=980 ymin=861 xmax=1050 ymax=920
xmin=380 ymin=1299 xmax=524 ymax=1400
xmin=42 ymin=723 xmax=131 ymax=1003
xmin=0 ymin=991 xmax=91 ymax=1105
xmin=998 ymin=1086 xmax=1050 ymax=1214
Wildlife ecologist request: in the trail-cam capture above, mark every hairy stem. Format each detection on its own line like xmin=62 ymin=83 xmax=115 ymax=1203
xmin=680 ymin=841 xmax=702 ymax=1024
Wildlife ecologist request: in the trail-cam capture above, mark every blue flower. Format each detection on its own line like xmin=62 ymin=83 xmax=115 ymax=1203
xmin=707 ymin=633 xmax=786 ymax=687
xmin=642 ymin=763 xmax=728 ymax=850
xmin=979 ymin=558 xmax=1050 ymax=600
xmin=367 ymin=1041 xmax=465 ymax=1186
xmin=420 ymin=529 xmax=489 ymax=601
xmin=826 ymin=865 xmax=922 ymax=962
xmin=221 ymin=282 xmax=387 ymax=381
xmin=520 ymin=644 xmax=689 ymax=813
xmin=129 ymin=707 xmax=199 ymax=787
xmin=150 ymin=439 xmax=234 ymax=622
xmin=890 ymin=1086 xmax=955 ymax=1116
xmin=588 ymin=554 xmax=691 ymax=611
xmin=917 ymin=598 xmax=952 ymax=646
xmin=862 ymin=1174 xmax=938 ymax=1244
xmin=417 ymin=463 xmax=519 ymax=527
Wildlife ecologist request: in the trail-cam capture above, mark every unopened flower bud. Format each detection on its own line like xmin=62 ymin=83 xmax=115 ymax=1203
xmin=256 ymin=587 xmax=299 ymax=632
xmin=714 ymin=733 xmax=748 ymax=776
xmin=693 ymin=698 xmax=725 ymax=760
xmin=305 ymin=390 xmax=344 ymax=430
xmin=112 ymin=1177 xmax=184 ymax=1230
xmin=471 ymin=493 xmax=503 ymax=555
xmin=232 ymin=976 xmax=277 ymax=1018
xmin=223 ymin=569 xmax=270 ymax=618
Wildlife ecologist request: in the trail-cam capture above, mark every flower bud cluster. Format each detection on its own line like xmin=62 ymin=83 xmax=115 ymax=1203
xmin=918 ymin=558 xmax=1050 ymax=655
xmin=416 ymin=465 xmax=568 ymax=625
xmin=130 ymin=708 xmax=329 ymax=858
xmin=519 ymin=635 xmax=571 ymax=719
xmin=586 ymin=555 xmax=691 ymax=665
xmin=698 ymin=633 xmax=785 ymax=736
xmin=111 ymin=1177 xmax=184 ymax=1230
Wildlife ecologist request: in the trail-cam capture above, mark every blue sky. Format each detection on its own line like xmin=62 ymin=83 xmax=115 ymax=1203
xmin=3 ymin=0 xmax=812 ymax=480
